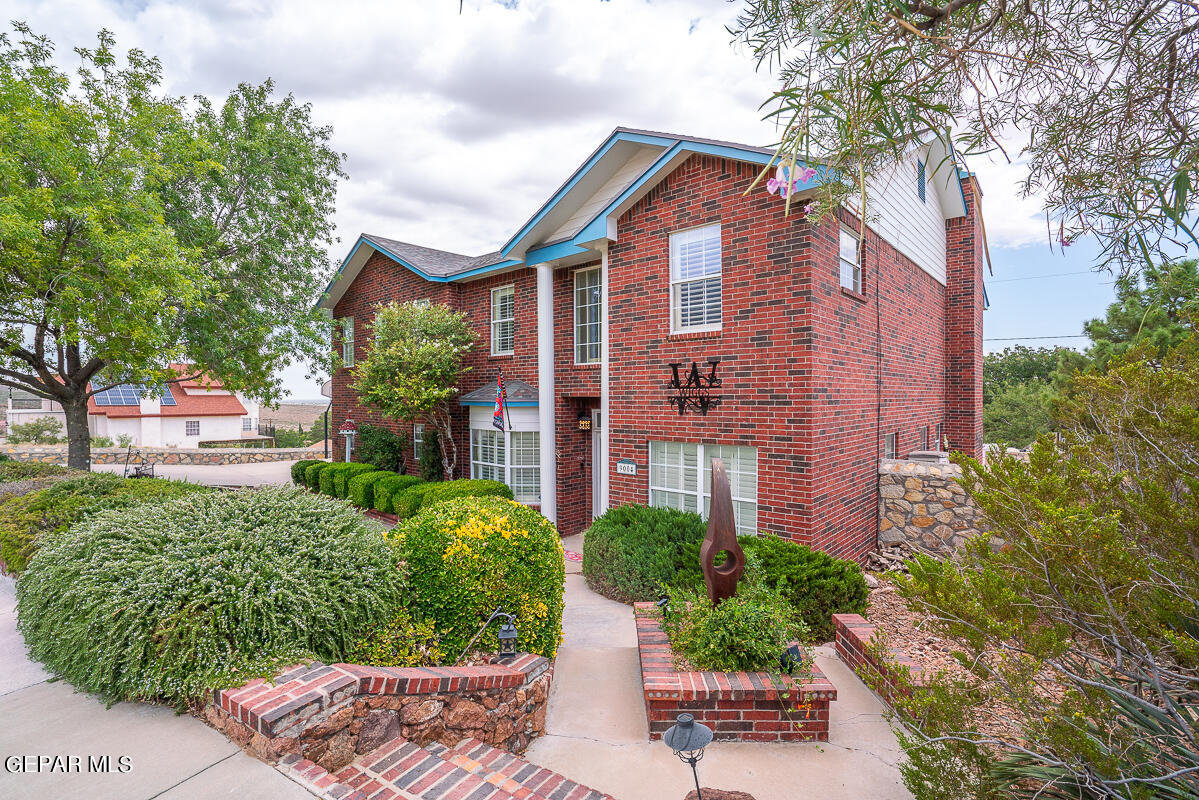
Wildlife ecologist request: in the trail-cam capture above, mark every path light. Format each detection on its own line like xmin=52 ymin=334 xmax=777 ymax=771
xmin=497 ymin=617 xmax=518 ymax=661
xmin=663 ymin=713 xmax=713 ymax=800
xmin=780 ymin=644 xmax=803 ymax=675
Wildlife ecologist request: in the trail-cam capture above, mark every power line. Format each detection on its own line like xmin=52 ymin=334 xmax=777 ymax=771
xmin=984 ymin=335 xmax=1088 ymax=341
xmin=988 ymin=270 xmax=1108 ymax=283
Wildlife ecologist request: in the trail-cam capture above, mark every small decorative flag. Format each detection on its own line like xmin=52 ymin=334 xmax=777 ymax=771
xmin=492 ymin=371 xmax=507 ymax=431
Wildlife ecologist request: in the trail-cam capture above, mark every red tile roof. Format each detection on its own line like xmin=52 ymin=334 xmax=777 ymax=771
xmin=87 ymin=382 xmax=246 ymax=419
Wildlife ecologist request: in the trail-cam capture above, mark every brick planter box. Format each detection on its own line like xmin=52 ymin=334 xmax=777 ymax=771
xmin=634 ymin=603 xmax=837 ymax=742
xmin=202 ymin=654 xmax=552 ymax=774
xmin=832 ymin=613 xmax=927 ymax=702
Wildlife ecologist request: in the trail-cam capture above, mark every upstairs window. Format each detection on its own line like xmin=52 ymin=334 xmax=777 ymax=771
xmin=669 ymin=224 xmax=722 ymax=332
xmin=839 ymin=228 xmax=862 ymax=294
xmin=491 ymin=285 xmax=515 ymax=356
xmin=574 ymin=267 xmax=603 ymax=364
xmin=917 ymin=158 xmax=927 ymax=203
xmin=339 ymin=317 xmax=355 ymax=367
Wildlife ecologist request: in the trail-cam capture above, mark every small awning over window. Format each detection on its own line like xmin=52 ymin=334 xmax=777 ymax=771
xmin=459 ymin=378 xmax=539 ymax=407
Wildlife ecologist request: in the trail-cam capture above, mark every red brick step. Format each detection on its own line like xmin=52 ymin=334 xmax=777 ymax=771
xmin=445 ymin=737 xmax=615 ymax=800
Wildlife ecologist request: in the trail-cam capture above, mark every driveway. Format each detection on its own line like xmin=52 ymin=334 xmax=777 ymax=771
xmin=0 ymin=576 xmax=311 ymax=800
xmin=92 ymin=459 xmax=300 ymax=487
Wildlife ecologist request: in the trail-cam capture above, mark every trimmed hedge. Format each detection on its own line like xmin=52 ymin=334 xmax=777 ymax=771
xmin=582 ymin=504 xmax=868 ymax=642
xmin=349 ymin=470 xmax=396 ymax=509
xmin=305 ymin=461 xmax=333 ymax=489
xmin=394 ymin=479 xmax=514 ymax=520
xmin=291 ymin=459 xmax=324 ymax=485
xmin=0 ymin=473 xmax=210 ymax=574
xmin=373 ymin=475 xmax=425 ymax=514
xmin=16 ymin=487 xmax=406 ymax=705
xmin=393 ymin=495 xmax=564 ymax=659
xmin=334 ymin=463 xmax=376 ymax=498
xmin=0 ymin=461 xmax=73 ymax=482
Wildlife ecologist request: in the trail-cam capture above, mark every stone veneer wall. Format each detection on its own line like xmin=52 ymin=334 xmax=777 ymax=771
xmin=1 ymin=444 xmax=316 ymax=465
xmin=878 ymin=458 xmax=985 ymax=554
xmin=202 ymin=655 xmax=552 ymax=775
xmin=635 ymin=603 xmax=837 ymax=742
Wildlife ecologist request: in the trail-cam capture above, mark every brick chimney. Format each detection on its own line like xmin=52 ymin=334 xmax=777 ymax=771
xmin=944 ymin=175 xmax=984 ymax=458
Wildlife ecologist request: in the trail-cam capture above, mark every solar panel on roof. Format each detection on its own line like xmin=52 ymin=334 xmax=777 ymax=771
xmin=158 ymin=386 xmax=177 ymax=406
xmin=93 ymin=385 xmax=141 ymax=406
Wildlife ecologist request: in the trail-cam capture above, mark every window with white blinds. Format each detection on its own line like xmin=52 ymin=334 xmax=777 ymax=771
xmin=649 ymin=441 xmax=758 ymax=537
xmin=491 ymin=286 xmax=515 ymax=355
xmin=413 ymin=423 xmax=424 ymax=457
xmin=669 ymin=225 xmax=722 ymax=332
xmin=471 ymin=426 xmax=540 ymax=503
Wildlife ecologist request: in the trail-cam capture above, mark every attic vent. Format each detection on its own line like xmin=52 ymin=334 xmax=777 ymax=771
xmin=917 ymin=159 xmax=927 ymax=203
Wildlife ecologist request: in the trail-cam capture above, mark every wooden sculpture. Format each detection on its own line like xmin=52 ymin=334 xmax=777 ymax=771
xmin=700 ymin=458 xmax=745 ymax=605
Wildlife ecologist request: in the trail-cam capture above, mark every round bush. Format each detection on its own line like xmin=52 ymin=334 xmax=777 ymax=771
xmin=394 ymin=495 xmax=564 ymax=660
xmin=582 ymin=504 xmax=705 ymax=604
xmin=393 ymin=479 xmax=513 ymax=520
xmin=16 ymin=486 xmax=406 ymax=705
xmin=0 ymin=473 xmax=208 ymax=574
xmin=373 ymin=474 xmax=425 ymax=514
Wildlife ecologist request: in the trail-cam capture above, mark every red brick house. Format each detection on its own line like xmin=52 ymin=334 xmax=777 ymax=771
xmin=321 ymin=128 xmax=985 ymax=560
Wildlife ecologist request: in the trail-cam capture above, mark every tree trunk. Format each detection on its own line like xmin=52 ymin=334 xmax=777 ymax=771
xmin=62 ymin=396 xmax=92 ymax=471
xmin=433 ymin=407 xmax=456 ymax=481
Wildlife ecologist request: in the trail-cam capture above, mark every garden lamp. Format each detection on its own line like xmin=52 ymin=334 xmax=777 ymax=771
xmin=780 ymin=644 xmax=803 ymax=675
xmin=497 ymin=617 xmax=518 ymax=660
xmin=663 ymin=713 xmax=713 ymax=800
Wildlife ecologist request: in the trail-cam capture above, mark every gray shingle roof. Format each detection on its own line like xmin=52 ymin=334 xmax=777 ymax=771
xmin=361 ymin=234 xmax=508 ymax=278
xmin=459 ymin=378 xmax=538 ymax=405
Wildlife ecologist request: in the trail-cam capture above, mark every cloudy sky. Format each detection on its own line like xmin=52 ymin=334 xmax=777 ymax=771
xmin=11 ymin=0 xmax=1120 ymax=399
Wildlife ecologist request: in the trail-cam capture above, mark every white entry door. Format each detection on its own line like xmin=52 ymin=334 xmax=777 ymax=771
xmin=591 ymin=409 xmax=602 ymax=519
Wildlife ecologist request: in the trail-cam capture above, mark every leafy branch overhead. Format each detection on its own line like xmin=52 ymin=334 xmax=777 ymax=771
xmin=0 ymin=24 xmax=344 ymax=468
xmin=733 ymin=0 xmax=1198 ymax=272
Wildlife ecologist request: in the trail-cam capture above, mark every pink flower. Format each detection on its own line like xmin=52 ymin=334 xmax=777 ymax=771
xmin=803 ymin=202 xmax=816 ymax=214
xmin=798 ymin=166 xmax=817 ymax=183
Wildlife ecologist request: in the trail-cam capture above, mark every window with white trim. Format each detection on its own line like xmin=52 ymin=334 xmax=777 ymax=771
xmin=242 ymin=417 xmax=253 ymax=432
xmin=185 ymin=420 xmax=200 ymax=437
xmin=413 ymin=298 xmax=431 ymax=308
xmin=648 ymin=441 xmax=758 ymax=537
xmin=669 ymin=225 xmax=722 ymax=332
xmin=413 ymin=423 xmax=424 ymax=457
xmin=574 ymin=267 xmax=602 ymax=364
xmin=339 ymin=317 xmax=355 ymax=367
xmin=883 ymin=432 xmax=897 ymax=459
xmin=919 ymin=425 xmax=929 ymax=451
xmin=471 ymin=426 xmax=540 ymax=503
xmin=839 ymin=228 xmax=861 ymax=294
xmin=491 ymin=285 xmax=515 ymax=355
xmin=936 ymin=422 xmax=944 ymax=450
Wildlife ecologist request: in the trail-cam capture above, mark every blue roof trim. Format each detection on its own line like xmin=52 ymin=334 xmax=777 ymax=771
xmin=499 ymin=130 xmax=678 ymax=259
xmin=524 ymin=240 xmax=590 ymax=266
xmin=460 ymin=400 xmax=539 ymax=407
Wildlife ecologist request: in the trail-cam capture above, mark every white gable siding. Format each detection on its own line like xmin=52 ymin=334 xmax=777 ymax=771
xmin=865 ymin=149 xmax=948 ymax=284
xmin=546 ymin=146 xmax=661 ymax=243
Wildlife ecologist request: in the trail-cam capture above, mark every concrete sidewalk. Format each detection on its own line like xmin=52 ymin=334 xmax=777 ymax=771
xmin=0 ymin=576 xmax=312 ymax=800
xmin=523 ymin=535 xmax=911 ymax=800
xmin=92 ymin=459 xmax=299 ymax=487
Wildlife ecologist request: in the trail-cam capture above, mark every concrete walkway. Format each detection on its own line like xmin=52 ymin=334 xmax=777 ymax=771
xmin=523 ymin=535 xmax=911 ymax=800
xmin=92 ymin=459 xmax=298 ymax=487
xmin=0 ymin=576 xmax=312 ymax=800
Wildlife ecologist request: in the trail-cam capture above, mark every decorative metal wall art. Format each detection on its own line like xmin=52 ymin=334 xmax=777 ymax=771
xmin=667 ymin=358 xmax=722 ymax=416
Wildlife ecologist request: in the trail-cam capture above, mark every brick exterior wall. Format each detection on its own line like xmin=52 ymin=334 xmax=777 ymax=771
xmin=833 ymin=613 xmax=927 ymax=704
xmin=327 ymin=155 xmax=984 ymax=554
xmin=635 ymin=603 xmax=836 ymax=742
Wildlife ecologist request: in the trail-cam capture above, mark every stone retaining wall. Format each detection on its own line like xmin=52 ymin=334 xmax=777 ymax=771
xmin=635 ymin=603 xmax=837 ymax=742
xmin=879 ymin=458 xmax=985 ymax=554
xmin=2 ymin=444 xmax=315 ymax=465
xmin=202 ymin=655 xmax=551 ymax=775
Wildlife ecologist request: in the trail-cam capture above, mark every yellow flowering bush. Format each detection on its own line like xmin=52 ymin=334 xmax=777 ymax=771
xmin=393 ymin=495 xmax=564 ymax=660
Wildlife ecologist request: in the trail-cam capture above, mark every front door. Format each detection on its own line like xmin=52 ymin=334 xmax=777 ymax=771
xmin=591 ymin=409 xmax=602 ymax=519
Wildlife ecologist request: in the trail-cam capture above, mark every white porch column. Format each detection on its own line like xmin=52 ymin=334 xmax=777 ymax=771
xmin=536 ymin=262 xmax=557 ymax=524
xmin=599 ymin=246 xmax=610 ymax=513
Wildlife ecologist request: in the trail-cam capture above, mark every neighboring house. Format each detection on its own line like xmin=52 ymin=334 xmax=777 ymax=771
xmin=3 ymin=368 xmax=259 ymax=448
xmin=322 ymin=127 xmax=986 ymax=559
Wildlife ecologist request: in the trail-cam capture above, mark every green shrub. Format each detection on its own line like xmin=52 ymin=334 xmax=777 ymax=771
xmin=348 ymin=470 xmax=395 ymax=508
xmin=90 ymin=435 xmax=114 ymax=447
xmin=661 ymin=575 xmax=810 ymax=673
xmin=344 ymin=607 xmax=443 ymax=667
xmin=8 ymin=416 xmax=63 ymax=444
xmin=0 ymin=473 xmax=209 ymax=574
xmin=582 ymin=504 xmax=706 ymax=604
xmin=0 ymin=461 xmax=73 ymax=482
xmin=291 ymin=459 xmax=323 ymax=485
xmin=373 ymin=474 xmax=425 ymax=514
xmin=419 ymin=427 xmax=444 ymax=481
xmin=304 ymin=461 xmax=332 ymax=489
xmin=394 ymin=479 xmax=513 ymax=520
xmin=357 ymin=423 xmax=408 ymax=473
xmin=335 ymin=463 xmax=376 ymax=498
xmin=16 ymin=487 xmax=406 ymax=705
xmin=394 ymin=495 xmax=564 ymax=659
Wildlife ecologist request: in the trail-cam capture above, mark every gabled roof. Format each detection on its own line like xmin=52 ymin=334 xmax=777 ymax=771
xmin=459 ymin=378 xmax=538 ymax=407
xmin=361 ymin=235 xmax=509 ymax=279
xmin=87 ymin=378 xmax=247 ymax=419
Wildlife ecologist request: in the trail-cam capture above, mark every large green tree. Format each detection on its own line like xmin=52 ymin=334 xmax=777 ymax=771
xmin=0 ymin=25 xmax=342 ymax=469
xmin=983 ymin=346 xmax=1066 ymax=404
xmin=733 ymin=0 xmax=1197 ymax=274
xmin=350 ymin=301 xmax=478 ymax=480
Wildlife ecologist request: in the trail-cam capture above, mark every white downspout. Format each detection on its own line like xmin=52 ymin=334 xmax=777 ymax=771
xmin=600 ymin=246 xmax=610 ymax=513
xmin=536 ymin=263 xmax=558 ymax=524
